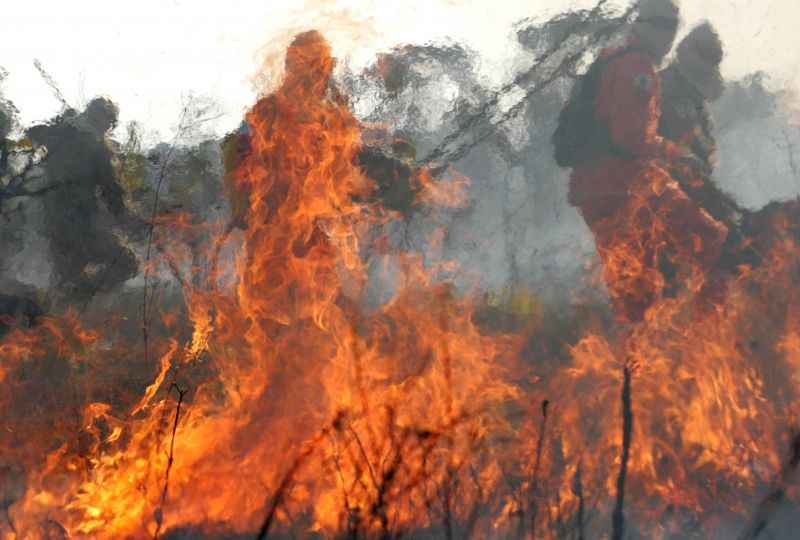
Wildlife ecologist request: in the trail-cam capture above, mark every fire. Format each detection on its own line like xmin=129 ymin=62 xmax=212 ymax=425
xmin=0 ymin=30 xmax=522 ymax=540
xmin=415 ymin=167 xmax=471 ymax=209
xmin=2 ymin=29 xmax=800 ymax=540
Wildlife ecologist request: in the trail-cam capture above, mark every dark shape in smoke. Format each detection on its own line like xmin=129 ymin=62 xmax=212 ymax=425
xmin=26 ymin=100 xmax=138 ymax=306
xmin=2 ymin=5 xmax=800 ymax=538
xmin=349 ymin=42 xmax=482 ymax=159
xmin=356 ymin=145 xmax=417 ymax=215
xmin=0 ymin=293 xmax=42 ymax=338
xmin=345 ymin=3 xmax=636 ymax=310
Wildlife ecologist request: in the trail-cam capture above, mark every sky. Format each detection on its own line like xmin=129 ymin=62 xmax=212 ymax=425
xmin=2 ymin=0 xmax=798 ymax=142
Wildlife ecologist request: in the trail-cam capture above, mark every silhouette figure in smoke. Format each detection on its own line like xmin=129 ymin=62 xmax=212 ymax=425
xmin=659 ymin=23 xmax=749 ymax=227
xmin=659 ymin=23 xmax=761 ymax=286
xmin=27 ymin=98 xmax=138 ymax=305
xmin=225 ymin=35 xmax=416 ymax=229
xmin=222 ymin=31 xmax=380 ymax=458
xmin=554 ymin=0 xmax=728 ymax=322
xmin=660 ymin=24 xmax=724 ymax=183
xmin=227 ymin=31 xmax=348 ymax=226
xmin=226 ymin=30 xmax=374 ymax=321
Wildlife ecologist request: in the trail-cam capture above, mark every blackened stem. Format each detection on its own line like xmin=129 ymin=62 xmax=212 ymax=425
xmin=612 ymin=365 xmax=633 ymax=540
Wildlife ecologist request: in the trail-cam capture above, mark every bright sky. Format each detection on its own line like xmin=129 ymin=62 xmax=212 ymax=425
xmin=2 ymin=0 xmax=798 ymax=141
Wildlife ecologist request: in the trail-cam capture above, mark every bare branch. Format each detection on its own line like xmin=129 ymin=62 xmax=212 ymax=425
xmin=152 ymin=383 xmax=187 ymax=540
xmin=529 ymin=399 xmax=550 ymax=537
xmin=417 ymin=0 xmax=635 ymax=171
xmin=33 ymin=59 xmax=70 ymax=110
xmin=611 ymin=364 xmax=633 ymax=540
xmin=255 ymin=422 xmax=333 ymax=540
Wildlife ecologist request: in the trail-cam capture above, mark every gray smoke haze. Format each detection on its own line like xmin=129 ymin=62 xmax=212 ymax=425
xmin=2 ymin=5 xmax=800 ymax=538
xmin=340 ymin=13 xmax=800 ymax=315
xmin=3 ymin=10 xmax=798 ymax=316
xmin=714 ymin=74 xmax=800 ymax=209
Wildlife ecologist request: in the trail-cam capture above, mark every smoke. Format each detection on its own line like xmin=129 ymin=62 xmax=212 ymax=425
xmin=3 ymin=4 xmax=800 ymax=538
xmin=340 ymin=13 xmax=800 ymax=314
xmin=714 ymin=73 xmax=800 ymax=209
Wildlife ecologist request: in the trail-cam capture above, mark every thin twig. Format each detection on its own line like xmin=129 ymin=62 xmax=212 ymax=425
xmin=208 ymin=220 xmax=237 ymax=291
xmin=255 ymin=423 xmax=332 ymax=540
xmin=152 ymin=383 xmax=186 ymax=540
xmin=440 ymin=465 xmax=454 ymax=540
xmin=154 ymin=239 xmax=189 ymax=291
xmin=529 ymin=399 xmax=550 ymax=537
xmin=349 ymin=425 xmax=380 ymax=496
xmin=347 ymin=421 xmax=391 ymax=539
xmin=573 ymin=463 xmax=586 ymax=540
xmin=142 ymin=102 xmax=192 ymax=369
xmin=328 ymin=432 xmax=358 ymax=538
xmin=611 ymin=364 xmax=633 ymax=540
xmin=464 ymin=465 xmax=486 ymax=540
xmin=33 ymin=59 xmax=70 ymax=110
xmin=417 ymin=0 xmax=633 ymax=171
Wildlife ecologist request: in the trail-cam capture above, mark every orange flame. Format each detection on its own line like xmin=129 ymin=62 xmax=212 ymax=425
xmin=2 ymin=30 xmax=800 ymax=540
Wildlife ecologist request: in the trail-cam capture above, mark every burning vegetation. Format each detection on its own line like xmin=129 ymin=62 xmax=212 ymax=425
xmin=2 ymin=1 xmax=800 ymax=539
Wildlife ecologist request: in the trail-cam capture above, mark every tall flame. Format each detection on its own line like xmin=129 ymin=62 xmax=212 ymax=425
xmin=2 ymin=30 xmax=800 ymax=540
